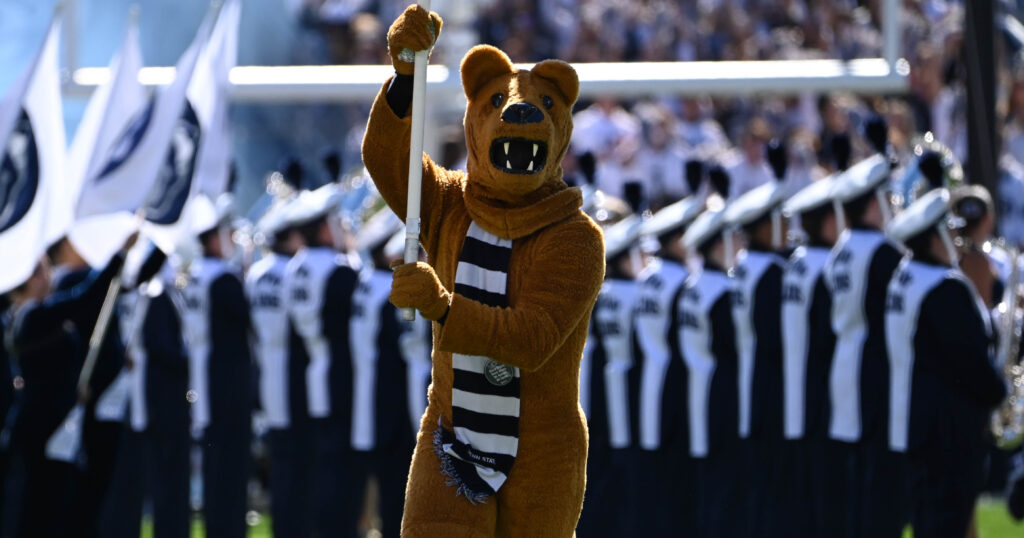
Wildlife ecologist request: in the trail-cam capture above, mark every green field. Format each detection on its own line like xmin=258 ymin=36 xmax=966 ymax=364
xmin=141 ymin=498 xmax=1024 ymax=537
xmin=974 ymin=497 xmax=1024 ymax=537
xmin=899 ymin=497 xmax=1024 ymax=537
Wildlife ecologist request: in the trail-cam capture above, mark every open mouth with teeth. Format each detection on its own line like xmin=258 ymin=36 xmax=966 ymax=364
xmin=489 ymin=137 xmax=548 ymax=175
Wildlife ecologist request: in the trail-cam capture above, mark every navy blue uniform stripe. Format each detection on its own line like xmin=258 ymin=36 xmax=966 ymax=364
xmin=454 ymin=283 xmax=508 ymax=308
xmin=452 ymin=406 xmax=520 ymax=438
xmin=459 ymin=237 xmax=513 ymax=273
xmin=452 ymin=369 xmax=521 ymax=398
xmin=453 ymin=462 xmax=495 ymax=495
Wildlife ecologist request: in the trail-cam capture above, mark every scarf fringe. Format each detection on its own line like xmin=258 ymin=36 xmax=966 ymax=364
xmin=432 ymin=420 xmax=492 ymax=505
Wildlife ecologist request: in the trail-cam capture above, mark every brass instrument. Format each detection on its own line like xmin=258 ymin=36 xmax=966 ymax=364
xmin=992 ymin=244 xmax=1024 ymax=450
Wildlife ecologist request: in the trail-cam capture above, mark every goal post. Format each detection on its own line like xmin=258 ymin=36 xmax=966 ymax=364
xmin=64 ymin=0 xmax=907 ymax=102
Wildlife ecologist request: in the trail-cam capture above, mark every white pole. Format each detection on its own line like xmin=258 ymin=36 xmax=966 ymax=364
xmin=77 ymin=276 xmax=123 ymax=399
xmin=402 ymin=0 xmax=433 ymax=322
xmin=67 ymin=58 xmax=909 ymax=102
xmin=882 ymin=0 xmax=901 ymax=67
xmin=77 ymin=212 xmax=145 ymax=399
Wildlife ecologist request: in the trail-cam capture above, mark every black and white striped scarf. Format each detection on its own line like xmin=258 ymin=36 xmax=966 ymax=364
xmin=434 ymin=221 xmax=520 ymax=503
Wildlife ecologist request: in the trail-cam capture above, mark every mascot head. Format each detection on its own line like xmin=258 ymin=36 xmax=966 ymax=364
xmin=460 ymin=45 xmax=579 ymax=204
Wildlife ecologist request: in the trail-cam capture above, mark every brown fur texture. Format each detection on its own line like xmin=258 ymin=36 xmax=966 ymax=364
xmin=363 ymin=6 xmax=604 ymax=537
xmin=386 ymin=4 xmax=442 ymax=76
xmin=390 ymin=261 xmax=451 ymax=321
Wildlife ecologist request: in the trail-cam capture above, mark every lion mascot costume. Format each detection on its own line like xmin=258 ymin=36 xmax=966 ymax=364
xmin=361 ymin=5 xmax=605 ymax=537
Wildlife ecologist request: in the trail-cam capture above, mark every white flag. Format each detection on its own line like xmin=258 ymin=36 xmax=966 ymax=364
xmin=45 ymin=403 xmax=85 ymax=463
xmin=0 ymin=16 xmax=63 ymax=294
xmin=67 ymin=16 xmax=146 ymax=268
xmin=190 ymin=0 xmax=240 ymax=198
xmin=75 ymin=9 xmax=212 ymax=227
xmin=144 ymin=2 xmax=239 ymax=254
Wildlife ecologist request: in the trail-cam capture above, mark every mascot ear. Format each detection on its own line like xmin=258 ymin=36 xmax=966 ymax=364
xmin=460 ymin=45 xmax=515 ymax=101
xmin=531 ymin=59 xmax=579 ymax=107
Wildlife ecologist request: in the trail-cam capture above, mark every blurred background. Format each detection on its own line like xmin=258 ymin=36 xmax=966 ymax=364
xmin=6 ymin=0 xmax=1024 ymax=536
xmin=0 ymin=0 xmax=997 ymax=222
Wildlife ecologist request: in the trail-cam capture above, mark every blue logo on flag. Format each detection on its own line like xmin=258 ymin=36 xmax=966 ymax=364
xmin=144 ymin=101 xmax=201 ymax=225
xmin=0 ymin=110 xmax=39 ymax=234
xmin=96 ymin=98 xmax=155 ymax=182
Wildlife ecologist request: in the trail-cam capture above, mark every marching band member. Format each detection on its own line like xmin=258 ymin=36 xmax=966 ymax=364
xmin=383 ymin=229 xmax=433 ymax=439
xmin=950 ymin=185 xmax=1003 ymax=307
xmin=723 ymin=172 xmax=788 ymax=538
xmin=180 ymin=195 xmax=254 ymax=538
xmin=678 ymin=205 xmax=744 ymax=538
xmin=117 ymin=258 xmax=191 ymax=538
xmin=283 ymin=183 xmax=362 ymax=537
xmin=246 ymin=199 xmax=313 ymax=538
xmin=97 ymin=241 xmax=174 ymax=538
xmin=1 ymin=248 xmax=125 ymax=537
xmin=0 ymin=298 xmax=11 ymax=519
xmin=781 ymin=176 xmax=843 ymax=536
xmin=824 ymin=155 xmax=906 ymax=538
xmin=577 ymin=216 xmax=643 ymax=537
xmin=633 ymin=194 xmax=703 ymax=535
xmin=349 ymin=209 xmax=427 ymax=536
xmin=46 ymin=237 xmax=130 ymax=538
xmin=885 ymin=188 xmax=1005 ymax=538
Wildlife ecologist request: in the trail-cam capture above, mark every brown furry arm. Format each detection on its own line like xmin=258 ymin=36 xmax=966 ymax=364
xmin=361 ymin=78 xmax=461 ymax=255
xmin=436 ymin=217 xmax=605 ymax=372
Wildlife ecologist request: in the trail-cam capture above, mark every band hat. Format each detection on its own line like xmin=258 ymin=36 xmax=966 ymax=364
xmin=215 ymin=192 xmax=236 ymax=223
xmin=356 ymin=208 xmax=403 ymax=252
xmin=604 ymin=214 xmax=642 ymax=260
xmin=722 ymin=180 xmax=788 ymax=228
xmin=190 ymin=194 xmax=220 ymax=237
xmin=831 ymin=154 xmax=890 ymax=203
xmin=783 ymin=175 xmax=840 ymax=217
xmin=641 ymin=195 xmax=703 ymax=238
xmin=255 ymin=198 xmax=294 ymax=238
xmin=580 ymin=184 xmax=598 ymax=213
xmin=586 ymin=190 xmax=633 ymax=227
xmin=683 ymin=207 xmax=729 ymax=251
xmin=284 ymin=182 xmax=344 ymax=227
xmin=887 ymin=188 xmax=950 ymax=243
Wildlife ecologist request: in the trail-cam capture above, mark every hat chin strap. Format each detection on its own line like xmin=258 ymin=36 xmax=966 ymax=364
xmin=629 ymin=246 xmax=644 ymax=278
xmin=723 ymin=228 xmax=735 ymax=270
xmin=832 ymin=199 xmax=847 ymax=232
xmin=327 ymin=214 xmax=346 ymax=252
xmin=937 ymin=223 xmax=959 ymax=266
xmin=876 ymin=188 xmax=892 ymax=227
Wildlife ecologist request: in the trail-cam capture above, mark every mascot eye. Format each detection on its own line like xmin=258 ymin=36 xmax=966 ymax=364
xmin=542 ymin=95 xmax=554 ymax=109
xmin=491 ymin=93 xmax=504 ymax=108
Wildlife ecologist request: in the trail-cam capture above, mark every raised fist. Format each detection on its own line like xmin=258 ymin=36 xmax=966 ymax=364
xmin=387 ymin=4 xmax=443 ymax=76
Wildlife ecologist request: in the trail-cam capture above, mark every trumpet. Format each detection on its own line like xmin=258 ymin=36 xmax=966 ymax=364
xmin=992 ymin=243 xmax=1024 ymax=450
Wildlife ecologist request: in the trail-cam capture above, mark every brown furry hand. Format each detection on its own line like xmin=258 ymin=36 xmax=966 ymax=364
xmin=387 ymin=4 xmax=443 ymax=76
xmin=390 ymin=261 xmax=451 ymax=321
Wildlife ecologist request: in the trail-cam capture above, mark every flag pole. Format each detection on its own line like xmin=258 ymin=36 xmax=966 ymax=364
xmin=77 ymin=211 xmax=144 ymax=400
xmin=76 ymin=274 xmax=124 ymax=400
xmin=401 ymin=0 xmax=432 ymax=322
